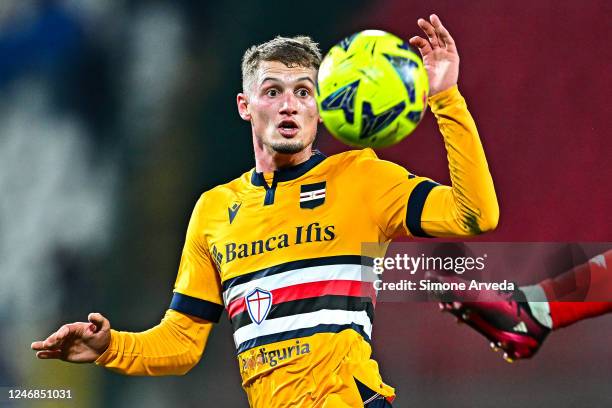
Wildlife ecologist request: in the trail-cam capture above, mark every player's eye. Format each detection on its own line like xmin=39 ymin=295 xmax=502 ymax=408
xmin=266 ymin=89 xmax=279 ymax=97
xmin=296 ymin=88 xmax=310 ymax=97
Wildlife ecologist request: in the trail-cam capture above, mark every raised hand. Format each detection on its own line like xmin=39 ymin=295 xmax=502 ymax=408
xmin=31 ymin=313 xmax=111 ymax=363
xmin=409 ymin=14 xmax=460 ymax=96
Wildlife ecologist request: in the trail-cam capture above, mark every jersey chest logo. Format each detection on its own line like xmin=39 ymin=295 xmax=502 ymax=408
xmin=245 ymin=288 xmax=273 ymax=325
xmin=228 ymin=201 xmax=242 ymax=224
xmin=300 ymin=181 xmax=326 ymax=209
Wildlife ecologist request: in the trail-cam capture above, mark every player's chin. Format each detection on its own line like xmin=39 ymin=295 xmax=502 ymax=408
xmin=270 ymin=139 xmax=307 ymax=155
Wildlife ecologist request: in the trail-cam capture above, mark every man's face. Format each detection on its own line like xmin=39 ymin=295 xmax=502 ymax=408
xmin=241 ymin=60 xmax=319 ymax=155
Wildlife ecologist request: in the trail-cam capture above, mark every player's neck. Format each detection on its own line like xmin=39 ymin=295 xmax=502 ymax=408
xmin=253 ymin=143 xmax=313 ymax=173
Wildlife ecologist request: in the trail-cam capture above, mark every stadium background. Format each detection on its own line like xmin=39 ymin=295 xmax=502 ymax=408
xmin=0 ymin=0 xmax=610 ymax=407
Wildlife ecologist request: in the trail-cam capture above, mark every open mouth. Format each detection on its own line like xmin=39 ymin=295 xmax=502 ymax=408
xmin=277 ymin=119 xmax=299 ymax=137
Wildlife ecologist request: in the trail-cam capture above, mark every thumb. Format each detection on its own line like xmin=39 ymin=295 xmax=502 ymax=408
xmin=87 ymin=312 xmax=107 ymax=333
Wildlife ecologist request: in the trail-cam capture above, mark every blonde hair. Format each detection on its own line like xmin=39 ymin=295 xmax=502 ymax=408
xmin=241 ymin=35 xmax=322 ymax=93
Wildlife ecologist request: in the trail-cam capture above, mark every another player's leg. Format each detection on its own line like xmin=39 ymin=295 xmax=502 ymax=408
xmin=437 ymin=250 xmax=612 ymax=361
xmin=522 ymin=250 xmax=612 ymax=329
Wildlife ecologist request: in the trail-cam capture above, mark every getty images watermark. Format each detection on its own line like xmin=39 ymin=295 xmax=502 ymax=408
xmin=371 ymin=252 xmax=515 ymax=292
xmin=361 ymin=242 xmax=612 ymax=302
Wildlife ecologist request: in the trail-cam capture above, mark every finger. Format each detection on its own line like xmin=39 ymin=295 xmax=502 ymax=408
xmin=417 ymin=18 xmax=439 ymax=49
xmin=88 ymin=312 xmax=109 ymax=333
xmin=430 ymin=14 xmax=457 ymax=51
xmin=42 ymin=325 xmax=70 ymax=349
xmin=36 ymin=350 xmax=63 ymax=359
xmin=409 ymin=36 xmax=432 ymax=57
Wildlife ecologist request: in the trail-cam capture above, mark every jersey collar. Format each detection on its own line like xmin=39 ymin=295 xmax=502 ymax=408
xmin=250 ymin=150 xmax=326 ymax=187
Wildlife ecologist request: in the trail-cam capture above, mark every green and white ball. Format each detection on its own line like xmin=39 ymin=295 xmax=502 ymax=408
xmin=316 ymin=30 xmax=429 ymax=148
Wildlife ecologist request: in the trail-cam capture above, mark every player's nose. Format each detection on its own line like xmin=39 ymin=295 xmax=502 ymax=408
xmin=278 ymin=92 xmax=298 ymax=115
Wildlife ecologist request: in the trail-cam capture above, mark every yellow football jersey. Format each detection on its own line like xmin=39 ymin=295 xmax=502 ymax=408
xmin=171 ymin=147 xmax=433 ymax=406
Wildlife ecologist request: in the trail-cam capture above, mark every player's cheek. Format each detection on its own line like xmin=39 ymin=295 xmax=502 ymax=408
xmin=303 ymin=100 xmax=319 ymax=121
xmin=254 ymin=110 xmax=274 ymax=135
xmin=267 ymin=119 xmax=278 ymax=137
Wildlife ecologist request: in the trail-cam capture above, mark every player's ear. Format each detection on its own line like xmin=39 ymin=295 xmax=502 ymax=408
xmin=237 ymin=93 xmax=251 ymax=121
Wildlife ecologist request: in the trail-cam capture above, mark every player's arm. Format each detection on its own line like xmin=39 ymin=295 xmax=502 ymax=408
xmin=31 ymin=310 xmax=217 ymax=377
xmin=31 ymin=309 xmax=214 ymax=376
xmin=94 ymin=309 xmax=215 ymax=376
xmin=416 ymin=83 xmax=499 ymax=237
xmin=408 ymin=14 xmax=498 ymax=237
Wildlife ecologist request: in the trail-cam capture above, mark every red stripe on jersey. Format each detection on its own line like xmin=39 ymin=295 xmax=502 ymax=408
xmin=226 ymin=280 xmax=376 ymax=319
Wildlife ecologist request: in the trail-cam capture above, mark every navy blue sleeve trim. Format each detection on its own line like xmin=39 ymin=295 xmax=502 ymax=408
xmin=170 ymin=292 xmax=224 ymax=323
xmin=406 ymin=180 xmax=438 ymax=238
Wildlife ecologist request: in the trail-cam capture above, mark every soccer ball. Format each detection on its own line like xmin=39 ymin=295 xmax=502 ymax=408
xmin=316 ymin=30 xmax=429 ymax=148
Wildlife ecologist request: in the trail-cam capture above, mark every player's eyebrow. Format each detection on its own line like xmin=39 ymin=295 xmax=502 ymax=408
xmin=260 ymin=76 xmax=316 ymax=86
xmin=295 ymin=76 xmax=316 ymax=86
xmin=260 ymin=77 xmax=281 ymax=86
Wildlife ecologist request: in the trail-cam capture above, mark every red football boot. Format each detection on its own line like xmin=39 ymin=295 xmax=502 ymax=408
xmin=431 ymin=274 xmax=550 ymax=362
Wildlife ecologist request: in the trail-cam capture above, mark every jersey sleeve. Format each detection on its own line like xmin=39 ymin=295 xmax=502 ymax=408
xmin=418 ymin=85 xmax=499 ymax=237
xmin=354 ymin=148 xmax=438 ymax=240
xmin=95 ymin=309 xmax=213 ymax=376
xmin=170 ymin=193 xmax=224 ymax=323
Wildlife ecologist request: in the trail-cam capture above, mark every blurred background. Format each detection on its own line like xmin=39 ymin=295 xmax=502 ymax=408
xmin=0 ymin=0 xmax=610 ymax=407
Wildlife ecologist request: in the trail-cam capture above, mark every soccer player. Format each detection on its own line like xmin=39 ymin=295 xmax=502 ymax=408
xmin=436 ymin=250 xmax=612 ymax=362
xmin=31 ymin=15 xmax=499 ymax=407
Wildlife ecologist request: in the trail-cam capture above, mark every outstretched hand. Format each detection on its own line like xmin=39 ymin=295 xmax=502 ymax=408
xmin=409 ymin=14 xmax=459 ymax=96
xmin=31 ymin=313 xmax=111 ymax=363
